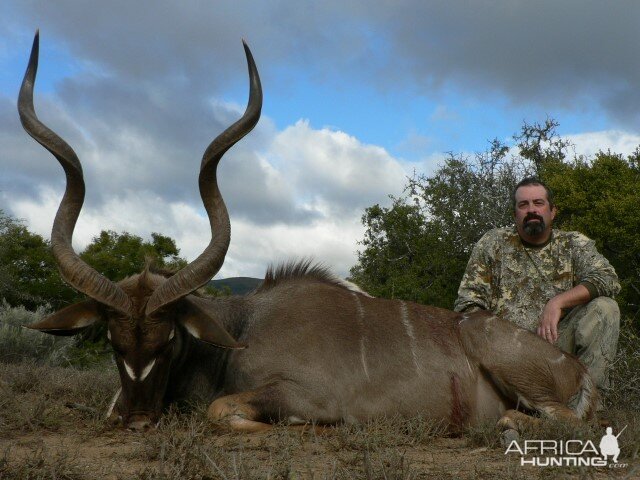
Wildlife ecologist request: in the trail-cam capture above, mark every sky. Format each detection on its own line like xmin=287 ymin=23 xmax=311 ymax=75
xmin=1 ymin=1 xmax=639 ymax=280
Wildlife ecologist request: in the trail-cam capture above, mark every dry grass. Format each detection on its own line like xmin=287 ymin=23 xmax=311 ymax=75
xmin=0 ymin=361 xmax=118 ymax=434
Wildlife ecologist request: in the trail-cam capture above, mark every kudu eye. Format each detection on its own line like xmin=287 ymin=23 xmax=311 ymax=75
xmin=108 ymin=336 xmax=127 ymax=357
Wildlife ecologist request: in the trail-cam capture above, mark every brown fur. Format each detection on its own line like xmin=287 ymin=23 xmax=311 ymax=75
xmin=449 ymin=373 xmax=470 ymax=431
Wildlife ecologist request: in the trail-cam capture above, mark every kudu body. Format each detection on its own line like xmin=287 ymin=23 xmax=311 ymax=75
xmin=21 ymin=32 xmax=596 ymax=432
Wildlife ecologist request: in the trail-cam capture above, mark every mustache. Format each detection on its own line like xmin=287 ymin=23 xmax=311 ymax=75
xmin=524 ymin=213 xmax=544 ymax=223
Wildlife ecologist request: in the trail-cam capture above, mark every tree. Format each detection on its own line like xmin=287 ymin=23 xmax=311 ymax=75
xmin=514 ymin=118 xmax=571 ymax=173
xmin=81 ymin=230 xmax=187 ymax=280
xmin=0 ymin=210 xmax=76 ymax=310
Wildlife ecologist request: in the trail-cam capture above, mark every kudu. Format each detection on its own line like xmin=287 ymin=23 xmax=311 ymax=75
xmin=21 ymin=32 xmax=597 ymax=433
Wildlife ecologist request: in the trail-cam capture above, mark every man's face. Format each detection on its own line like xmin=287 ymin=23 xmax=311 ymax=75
xmin=514 ymin=184 xmax=556 ymax=243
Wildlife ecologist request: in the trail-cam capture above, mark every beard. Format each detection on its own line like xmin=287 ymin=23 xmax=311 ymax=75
xmin=523 ymin=214 xmax=546 ymax=236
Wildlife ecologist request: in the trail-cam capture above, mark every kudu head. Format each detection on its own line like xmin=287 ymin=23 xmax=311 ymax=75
xmin=19 ymin=31 xmax=261 ymax=429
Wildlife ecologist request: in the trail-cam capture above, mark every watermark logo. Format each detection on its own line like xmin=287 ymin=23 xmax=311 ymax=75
xmin=505 ymin=426 xmax=628 ymax=468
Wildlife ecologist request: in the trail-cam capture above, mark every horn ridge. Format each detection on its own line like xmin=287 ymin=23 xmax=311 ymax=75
xmin=145 ymin=40 xmax=262 ymax=315
xmin=18 ymin=31 xmax=132 ymax=315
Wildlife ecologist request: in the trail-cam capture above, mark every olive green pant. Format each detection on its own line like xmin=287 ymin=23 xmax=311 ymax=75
xmin=556 ymin=297 xmax=620 ymax=391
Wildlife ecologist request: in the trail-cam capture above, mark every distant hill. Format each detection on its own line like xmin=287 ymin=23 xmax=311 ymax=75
xmin=208 ymin=277 xmax=263 ymax=295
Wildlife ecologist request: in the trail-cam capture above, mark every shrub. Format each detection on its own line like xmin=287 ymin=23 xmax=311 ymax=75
xmin=0 ymin=302 xmax=113 ymax=368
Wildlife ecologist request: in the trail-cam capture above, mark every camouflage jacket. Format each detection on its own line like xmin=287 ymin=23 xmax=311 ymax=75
xmin=453 ymin=227 xmax=621 ymax=331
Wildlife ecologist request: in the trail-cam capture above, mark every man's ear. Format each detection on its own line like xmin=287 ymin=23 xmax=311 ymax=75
xmin=27 ymin=300 xmax=102 ymax=336
xmin=178 ymin=297 xmax=246 ymax=349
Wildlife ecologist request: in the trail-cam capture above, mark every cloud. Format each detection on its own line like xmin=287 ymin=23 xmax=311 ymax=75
xmin=5 ymin=1 xmax=639 ymax=131
xmin=566 ymin=130 xmax=640 ymax=159
xmin=365 ymin=2 xmax=640 ymax=129
xmin=270 ymin=120 xmax=408 ymax=216
xmin=222 ymin=216 xmax=366 ymax=279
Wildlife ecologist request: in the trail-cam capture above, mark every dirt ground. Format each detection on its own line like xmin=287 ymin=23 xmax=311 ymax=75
xmin=1 ymin=408 xmax=638 ymax=479
xmin=1 ymin=428 xmax=503 ymax=479
xmin=0 ymin=362 xmax=638 ymax=479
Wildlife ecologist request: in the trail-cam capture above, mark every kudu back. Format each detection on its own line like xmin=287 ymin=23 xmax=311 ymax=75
xmin=21 ymin=32 xmax=597 ymax=432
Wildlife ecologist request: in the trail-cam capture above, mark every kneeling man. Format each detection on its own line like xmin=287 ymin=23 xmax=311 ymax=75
xmin=454 ymin=177 xmax=620 ymax=394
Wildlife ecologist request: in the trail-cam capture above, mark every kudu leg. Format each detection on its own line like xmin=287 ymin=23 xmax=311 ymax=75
xmin=459 ymin=313 xmax=598 ymax=433
xmin=208 ymin=390 xmax=273 ymax=432
xmin=207 ymin=388 xmax=330 ymax=434
xmin=497 ymin=404 xmax=580 ymax=431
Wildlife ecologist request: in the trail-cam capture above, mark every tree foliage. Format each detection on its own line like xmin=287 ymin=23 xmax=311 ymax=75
xmin=351 ymin=120 xmax=640 ymax=320
xmin=80 ymin=230 xmax=187 ymax=281
xmin=0 ymin=211 xmax=76 ymax=310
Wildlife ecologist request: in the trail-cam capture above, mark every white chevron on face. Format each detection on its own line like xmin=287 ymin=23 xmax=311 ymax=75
xmin=140 ymin=359 xmax=156 ymax=382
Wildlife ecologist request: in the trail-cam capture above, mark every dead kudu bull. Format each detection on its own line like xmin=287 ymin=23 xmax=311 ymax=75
xmin=21 ymin=32 xmax=596 ymax=433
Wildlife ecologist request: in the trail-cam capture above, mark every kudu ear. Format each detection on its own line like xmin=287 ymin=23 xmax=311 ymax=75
xmin=179 ymin=297 xmax=246 ymax=349
xmin=27 ymin=300 xmax=102 ymax=336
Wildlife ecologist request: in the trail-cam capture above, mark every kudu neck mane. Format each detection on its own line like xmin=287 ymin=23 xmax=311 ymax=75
xmin=257 ymin=260 xmax=368 ymax=296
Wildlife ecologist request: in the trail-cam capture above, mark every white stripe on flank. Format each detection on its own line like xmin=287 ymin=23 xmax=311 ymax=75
xmin=140 ymin=359 xmax=156 ymax=381
xmin=353 ymin=293 xmax=370 ymax=380
xmin=465 ymin=356 xmax=474 ymax=375
xmin=124 ymin=360 xmax=137 ymax=381
xmin=400 ymin=301 xmax=422 ymax=376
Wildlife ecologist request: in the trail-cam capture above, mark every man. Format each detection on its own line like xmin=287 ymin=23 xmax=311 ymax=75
xmin=454 ymin=177 xmax=620 ymax=391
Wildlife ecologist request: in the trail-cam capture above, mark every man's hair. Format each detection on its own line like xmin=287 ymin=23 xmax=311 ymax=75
xmin=512 ymin=177 xmax=555 ymax=210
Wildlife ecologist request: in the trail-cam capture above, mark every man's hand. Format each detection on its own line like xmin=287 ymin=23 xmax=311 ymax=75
xmin=537 ymin=298 xmax=562 ymax=343
xmin=537 ymin=285 xmax=592 ymax=343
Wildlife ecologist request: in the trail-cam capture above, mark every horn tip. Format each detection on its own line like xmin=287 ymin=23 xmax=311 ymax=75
xmin=31 ymin=29 xmax=40 ymax=53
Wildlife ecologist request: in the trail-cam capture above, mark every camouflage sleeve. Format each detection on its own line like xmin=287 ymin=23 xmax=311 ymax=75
xmin=453 ymin=231 xmax=496 ymax=312
xmin=571 ymin=233 xmax=621 ymax=298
